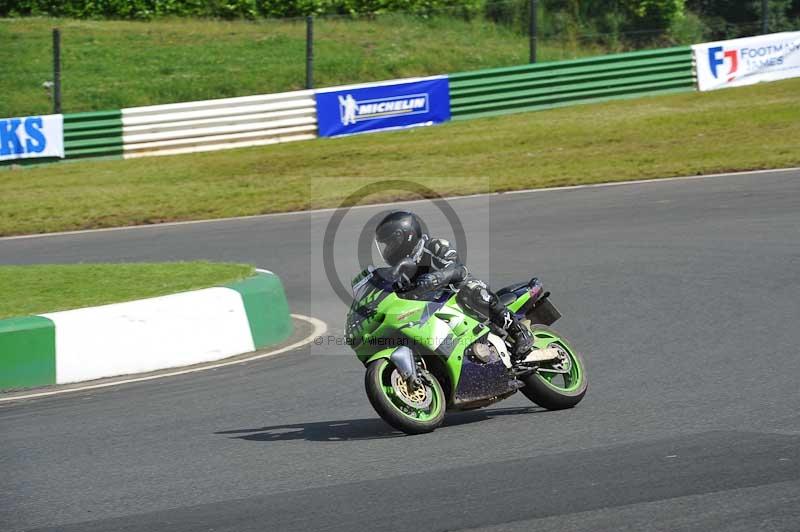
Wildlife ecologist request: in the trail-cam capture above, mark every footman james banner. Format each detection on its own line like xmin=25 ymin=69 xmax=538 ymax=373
xmin=316 ymin=76 xmax=450 ymax=137
xmin=0 ymin=114 xmax=65 ymax=161
xmin=692 ymin=31 xmax=800 ymax=91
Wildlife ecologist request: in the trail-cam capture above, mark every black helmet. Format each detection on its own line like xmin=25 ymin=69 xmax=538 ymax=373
xmin=374 ymin=211 xmax=423 ymax=266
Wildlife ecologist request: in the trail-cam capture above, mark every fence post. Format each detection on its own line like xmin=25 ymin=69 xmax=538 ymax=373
xmin=306 ymin=16 xmax=314 ymax=90
xmin=529 ymin=0 xmax=538 ymax=63
xmin=53 ymin=28 xmax=62 ymax=114
xmin=761 ymin=0 xmax=769 ymax=34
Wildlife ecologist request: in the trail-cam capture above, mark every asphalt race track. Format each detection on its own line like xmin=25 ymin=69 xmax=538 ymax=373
xmin=1 ymin=169 xmax=799 ymax=532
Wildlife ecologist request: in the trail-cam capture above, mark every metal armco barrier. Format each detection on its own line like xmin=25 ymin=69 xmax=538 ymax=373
xmin=449 ymin=46 xmax=695 ymax=119
xmin=64 ymin=110 xmax=123 ymax=159
xmin=3 ymin=46 xmax=700 ymax=165
xmin=120 ymin=90 xmax=317 ymax=158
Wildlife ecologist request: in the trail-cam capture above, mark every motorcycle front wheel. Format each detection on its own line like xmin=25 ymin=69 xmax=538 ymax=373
xmin=365 ymin=358 xmax=445 ymax=435
xmin=520 ymin=325 xmax=588 ymax=410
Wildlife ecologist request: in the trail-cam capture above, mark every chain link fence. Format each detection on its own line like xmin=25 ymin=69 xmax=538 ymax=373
xmin=2 ymin=0 xmax=798 ymax=116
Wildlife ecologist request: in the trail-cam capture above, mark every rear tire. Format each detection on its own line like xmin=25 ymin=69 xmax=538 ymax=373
xmin=520 ymin=325 xmax=588 ymax=410
xmin=365 ymin=358 xmax=445 ymax=435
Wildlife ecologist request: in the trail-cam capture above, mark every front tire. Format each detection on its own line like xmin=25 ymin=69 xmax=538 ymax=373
xmin=365 ymin=358 xmax=445 ymax=435
xmin=520 ymin=325 xmax=588 ymax=410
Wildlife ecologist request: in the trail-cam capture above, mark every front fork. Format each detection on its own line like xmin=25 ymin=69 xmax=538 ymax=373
xmin=389 ymin=346 xmax=420 ymax=387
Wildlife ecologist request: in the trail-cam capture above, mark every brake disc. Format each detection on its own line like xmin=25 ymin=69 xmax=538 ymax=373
xmin=390 ymin=370 xmax=432 ymax=409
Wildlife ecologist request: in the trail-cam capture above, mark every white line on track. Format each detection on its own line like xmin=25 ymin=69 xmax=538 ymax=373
xmin=0 ymin=313 xmax=327 ymax=404
xmin=1 ymin=166 xmax=797 ymax=242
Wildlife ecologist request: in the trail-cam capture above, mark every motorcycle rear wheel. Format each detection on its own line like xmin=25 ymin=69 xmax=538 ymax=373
xmin=520 ymin=325 xmax=588 ymax=410
xmin=365 ymin=358 xmax=445 ymax=435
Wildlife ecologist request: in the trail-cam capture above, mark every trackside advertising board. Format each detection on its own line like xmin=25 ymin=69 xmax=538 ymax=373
xmin=316 ymin=76 xmax=450 ymax=137
xmin=693 ymin=32 xmax=800 ymax=91
xmin=0 ymin=114 xmax=65 ymax=161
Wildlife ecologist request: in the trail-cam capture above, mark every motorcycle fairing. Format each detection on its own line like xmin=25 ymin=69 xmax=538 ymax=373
xmin=452 ymin=352 xmax=522 ymax=409
xmin=348 ymin=268 xmax=536 ymax=406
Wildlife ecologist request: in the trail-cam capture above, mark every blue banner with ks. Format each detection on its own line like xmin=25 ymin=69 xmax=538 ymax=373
xmin=316 ymin=76 xmax=450 ymax=138
xmin=0 ymin=114 xmax=65 ymax=162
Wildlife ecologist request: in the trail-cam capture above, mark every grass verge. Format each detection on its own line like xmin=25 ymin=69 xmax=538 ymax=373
xmin=0 ymin=78 xmax=798 ymax=236
xmin=0 ymin=262 xmax=254 ymax=319
xmin=1 ymin=15 xmax=606 ymax=117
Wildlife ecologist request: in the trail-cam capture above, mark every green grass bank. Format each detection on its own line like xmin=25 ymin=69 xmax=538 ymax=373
xmin=0 ymin=15 xmax=611 ymax=117
xmin=0 ymin=262 xmax=254 ymax=319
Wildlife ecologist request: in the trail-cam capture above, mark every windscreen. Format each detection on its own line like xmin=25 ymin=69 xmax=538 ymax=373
xmin=351 ymin=268 xmax=376 ymax=303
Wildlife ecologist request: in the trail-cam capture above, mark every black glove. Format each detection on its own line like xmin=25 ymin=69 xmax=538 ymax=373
xmin=415 ymin=272 xmax=444 ymax=290
xmin=390 ymin=258 xmax=418 ymax=291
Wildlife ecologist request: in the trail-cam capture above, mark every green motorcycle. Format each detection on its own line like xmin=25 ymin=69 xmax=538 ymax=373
xmin=346 ymin=266 xmax=588 ymax=435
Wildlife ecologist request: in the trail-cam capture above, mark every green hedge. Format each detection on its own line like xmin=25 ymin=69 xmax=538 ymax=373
xmin=0 ymin=1 xmax=705 ymax=43
xmin=0 ymin=0 xmax=483 ymax=19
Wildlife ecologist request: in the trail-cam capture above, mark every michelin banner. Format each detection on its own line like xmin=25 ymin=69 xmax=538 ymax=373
xmin=0 ymin=114 xmax=65 ymax=161
xmin=316 ymin=76 xmax=450 ymax=137
xmin=693 ymin=32 xmax=800 ymax=91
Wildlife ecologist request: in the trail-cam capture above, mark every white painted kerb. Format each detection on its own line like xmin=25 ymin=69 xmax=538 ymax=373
xmin=43 ymin=287 xmax=254 ymax=384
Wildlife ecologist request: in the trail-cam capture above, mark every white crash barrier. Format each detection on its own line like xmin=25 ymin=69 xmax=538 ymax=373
xmin=121 ymin=90 xmax=317 ymax=158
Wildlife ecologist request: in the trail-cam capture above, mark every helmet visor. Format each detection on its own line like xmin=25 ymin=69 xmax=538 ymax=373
xmin=375 ymin=238 xmax=390 ymax=264
xmin=374 ymin=230 xmax=405 ymax=265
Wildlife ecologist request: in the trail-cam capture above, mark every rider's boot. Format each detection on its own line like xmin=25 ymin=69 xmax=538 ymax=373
xmin=494 ymin=309 xmax=533 ymax=362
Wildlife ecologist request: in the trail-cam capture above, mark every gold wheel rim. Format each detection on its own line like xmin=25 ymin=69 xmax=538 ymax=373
xmin=391 ymin=371 xmax=428 ymax=405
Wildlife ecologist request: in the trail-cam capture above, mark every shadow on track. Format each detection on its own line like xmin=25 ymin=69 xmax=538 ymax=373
xmin=215 ymin=406 xmax=544 ymax=442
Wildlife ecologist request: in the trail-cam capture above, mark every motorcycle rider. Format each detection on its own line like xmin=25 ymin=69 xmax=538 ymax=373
xmin=374 ymin=210 xmax=533 ymax=361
